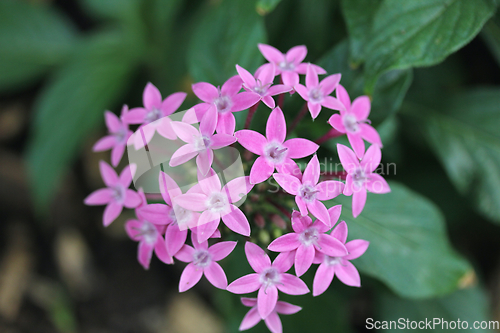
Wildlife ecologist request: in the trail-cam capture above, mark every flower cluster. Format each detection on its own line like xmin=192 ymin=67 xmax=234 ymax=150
xmin=85 ymin=44 xmax=390 ymax=332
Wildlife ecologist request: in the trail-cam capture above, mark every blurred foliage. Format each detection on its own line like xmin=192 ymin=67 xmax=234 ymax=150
xmin=1 ymin=0 xmax=500 ymax=331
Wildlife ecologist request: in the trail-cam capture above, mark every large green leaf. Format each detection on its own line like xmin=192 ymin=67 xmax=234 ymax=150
xmin=0 ymin=0 xmax=78 ymax=91
xmin=187 ymin=0 xmax=267 ymax=85
xmin=26 ymin=32 xmax=140 ymax=210
xmin=81 ymin=0 xmax=142 ymax=21
xmin=376 ymin=286 xmax=494 ymax=332
xmin=326 ymin=182 xmax=472 ymax=298
xmin=482 ymin=15 xmax=500 ymax=67
xmin=342 ymin=0 xmax=498 ymax=93
xmin=403 ymin=89 xmax=500 ymax=224
xmin=256 ymin=0 xmax=282 ymax=15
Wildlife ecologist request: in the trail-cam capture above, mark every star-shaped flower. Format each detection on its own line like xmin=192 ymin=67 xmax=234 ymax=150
xmin=328 ymin=84 xmax=382 ymax=158
xmin=235 ymin=107 xmax=318 ymax=184
xmin=239 ymin=297 xmax=301 ymax=333
xmin=313 ymin=221 xmax=369 ymax=296
xmin=337 ymin=144 xmax=390 ymax=217
xmin=273 ymin=155 xmax=344 ymax=225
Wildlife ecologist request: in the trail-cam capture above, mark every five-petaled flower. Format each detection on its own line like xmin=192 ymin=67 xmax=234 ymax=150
xmin=313 ymin=221 xmax=369 ymax=296
xmin=239 ymin=297 xmax=301 ymax=333
xmin=235 ymin=107 xmax=318 ymax=184
xmin=227 ymin=242 xmax=309 ymax=319
xmin=337 ymin=143 xmax=390 ymax=217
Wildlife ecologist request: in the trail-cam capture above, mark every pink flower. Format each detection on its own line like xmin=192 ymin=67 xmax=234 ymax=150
xmin=84 ymin=162 xmax=141 ymax=226
xmin=175 ymin=233 xmax=236 ymax=292
xmin=268 ymin=208 xmax=347 ymax=277
xmin=313 ymin=221 xmax=369 ymax=296
xmin=92 ymin=105 xmax=133 ymax=167
xmin=236 ymin=64 xmax=291 ymax=108
xmin=295 ymin=64 xmax=344 ymax=119
xmin=174 ymin=169 xmax=254 ymax=243
xmin=337 ymin=144 xmax=390 ymax=217
xmin=125 ymin=218 xmax=173 ymax=270
xmin=258 ymin=44 xmax=326 ymax=87
xmin=273 ymin=155 xmax=344 ymax=225
xmin=235 ymin=107 xmax=318 ymax=184
xmin=190 ymin=76 xmax=261 ymax=134
xmin=122 ymin=83 xmax=187 ymax=149
xmin=239 ymin=297 xmax=301 ymax=333
xmin=328 ymin=84 xmax=382 ymax=158
xmin=227 ymin=242 xmax=309 ymax=319
xmin=169 ymin=106 xmax=236 ymax=175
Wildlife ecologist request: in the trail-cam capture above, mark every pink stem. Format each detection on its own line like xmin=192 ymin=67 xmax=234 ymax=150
xmin=321 ymin=171 xmax=348 ymax=180
xmin=288 ymin=103 xmax=308 ymax=133
xmin=244 ymin=101 xmax=260 ymax=129
xmin=315 ymin=128 xmax=343 ymax=145
xmin=268 ymin=199 xmax=292 ymax=219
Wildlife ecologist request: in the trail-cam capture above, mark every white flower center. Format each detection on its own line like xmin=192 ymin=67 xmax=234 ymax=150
xmin=214 ymin=95 xmax=233 ymax=114
xmin=278 ymin=60 xmax=295 ymax=71
xmin=260 ymin=267 xmax=280 ymax=288
xmin=206 ymin=192 xmax=228 ymax=213
xmin=170 ymin=204 xmax=192 ymax=227
xmin=325 ymin=256 xmax=342 ymax=267
xmin=194 ymin=135 xmax=211 ymax=151
xmin=264 ymin=142 xmax=288 ymax=165
xmin=308 ymin=88 xmax=323 ymax=103
xmin=298 ymin=183 xmax=318 ymax=203
xmin=112 ymin=185 xmax=126 ymax=204
xmin=343 ymin=114 xmax=359 ymax=133
xmin=145 ymin=108 xmax=163 ymax=123
xmin=114 ymin=128 xmax=127 ymax=144
xmin=253 ymin=79 xmax=270 ymax=96
xmin=193 ymin=249 xmax=211 ymax=268
xmin=352 ymin=168 xmax=368 ymax=189
xmin=299 ymin=227 xmax=319 ymax=247
xmin=136 ymin=221 xmax=158 ymax=244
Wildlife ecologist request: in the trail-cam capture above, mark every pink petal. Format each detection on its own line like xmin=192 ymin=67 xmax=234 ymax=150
xmin=331 ymin=221 xmax=348 ymax=244
xmin=84 ymin=188 xmax=113 ymax=205
xmin=361 ymin=144 xmax=382 ymax=173
xmin=275 ymin=301 xmax=301 ymax=315
xmin=221 ymin=206 xmax=251 ymax=236
xmin=125 ymin=219 xmax=143 ymax=240
xmin=198 ymin=168 xmax=221 ymax=193
xmin=169 ymin=144 xmax=198 ymax=167
xmin=140 ymin=204 xmax=171 ymax=224
xmin=221 ymin=75 xmax=243 ymax=96
xmin=283 ymin=138 xmax=318 ymax=159
xmin=272 ymin=251 xmax=295 ymax=273
xmin=336 ymin=84 xmax=351 ymax=109
xmin=273 ymin=173 xmax=301 ymax=195
xmin=335 ymin=260 xmax=361 ymax=287
xmin=258 ymin=43 xmax=284 ymax=64
xmin=236 ymin=64 xmax=257 ymax=88
xmin=159 ymin=171 xmax=179 ymax=206
xmin=239 ymin=307 xmax=261 ymax=331
xmin=119 ymin=164 xmax=136 ymax=187
xmin=223 ymin=176 xmax=254 ymax=203
xmin=241 ymin=297 xmax=258 ymax=307
xmin=337 ymin=144 xmax=360 ymax=173
xmin=204 ymin=262 xmax=227 ymax=289
xmin=200 ymin=105 xmax=217 ymax=136
xmin=216 ymin=112 xmax=236 ymax=135
xmin=286 ymin=45 xmax=307 ymax=64
xmin=307 ymin=200 xmax=330 ymax=225
xmin=322 ymin=96 xmax=345 ymax=112
xmin=264 ymin=312 xmax=282 ymax=333
xmin=305 ymin=64 xmax=318 ymax=88
xmin=182 ymin=107 xmax=199 ymax=124
xmin=258 ymin=285 xmax=278 ymax=319
xmin=209 ymin=241 xmax=237 ymax=261
xmin=134 ymin=125 xmax=155 ymax=150
xmin=111 ymin=144 xmax=126 ymax=167
xmin=359 ymin=123 xmax=383 ymax=147
xmin=192 ymin=82 xmax=218 ymax=103
xmin=93 ymin=135 xmax=116 ymax=152
xmin=165 ymin=225 xmax=187 ymax=256
xmin=352 ymin=187 xmax=367 ymax=218
xmin=366 ymin=174 xmax=390 ymax=194
xmin=256 ymin=62 xmax=275 ymax=85
xmin=179 ymin=263 xmax=203 ymax=292
xmin=245 ymin=241 xmax=271 ymax=273
xmin=211 ymin=134 xmax=236 ymax=149
xmin=105 ymin=111 xmax=122 ymax=132
xmin=154 ymin=235 xmax=173 ymax=264
xmin=227 ymin=273 xmax=261 ymax=294
xmin=307 ymin=102 xmax=322 ymax=119
xmin=174 ymin=193 xmax=208 ymax=211
xmin=328 ymin=114 xmax=346 ymax=132
xmin=276 ymin=273 xmax=309 ymax=295
xmin=344 ymin=175 xmax=353 ymax=196
xmin=295 ymin=196 xmax=308 ymax=216
xmin=99 ymin=161 xmax=119 ymax=187
xmin=161 ymin=92 xmax=186 ymax=116
xmin=345 ymin=239 xmax=369 ymax=260
xmin=268 ymin=84 xmax=292 ymax=96
xmin=231 ymin=92 xmax=260 ymax=112
xmin=275 ymin=158 xmax=302 ymax=180
xmin=302 ymin=155 xmax=320 ymax=185
xmin=319 ymin=74 xmax=341 ymax=96
xmin=138 ymin=241 xmax=154 ymax=269
xmin=103 ymin=201 xmax=123 ymax=226
xmin=196 ymin=149 xmax=214 ymax=176
xmin=315 ymin=180 xmax=344 ymax=200
xmin=290 ymin=211 xmax=311 ymax=233
xmin=143 ymin=82 xmax=162 ymax=110
xmin=317 ymin=234 xmax=348 ymax=257
xmin=328 ymin=205 xmax=342 ymax=227
xmin=267 ymin=233 xmax=300 ymax=252
xmin=294 ymin=84 xmax=309 ymax=101
xmin=262 ymin=95 xmax=276 ymax=108
xmin=312 ymin=263 xmax=334 ymax=296
xmin=171 ymin=121 xmax=198 ymax=144
xmin=281 ymin=71 xmax=299 ymax=87
xmin=250 ymin=156 xmax=275 ymax=184
xmin=294 ymin=245 xmax=315 ymax=277
xmin=196 ymin=211 xmax=220 ymax=243
xmin=351 ymin=96 xmax=371 ymax=121
xmin=124 ymin=189 xmax=142 ymax=208
xmin=174 ymin=244 xmax=195 ymax=262
xmin=122 ymin=107 xmax=147 ymax=124
xmin=235 ymin=130 xmax=267 ymax=155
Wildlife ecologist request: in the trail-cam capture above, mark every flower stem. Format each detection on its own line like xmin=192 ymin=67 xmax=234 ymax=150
xmin=315 ymin=128 xmax=343 ymax=145
xmin=321 ymin=170 xmax=347 ymax=180
xmin=244 ymin=101 xmax=260 ymax=129
xmin=268 ymin=199 xmax=292 ymax=218
xmin=288 ymin=103 xmax=308 ymax=133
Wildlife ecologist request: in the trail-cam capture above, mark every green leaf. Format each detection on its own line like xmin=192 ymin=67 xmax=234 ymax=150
xmin=81 ymin=0 xmax=142 ymax=22
xmin=376 ymin=286 xmax=494 ymax=332
xmin=403 ymin=88 xmax=500 ymax=224
xmin=326 ymin=182 xmax=472 ymax=298
xmin=26 ymin=32 xmax=139 ymax=210
xmin=342 ymin=0 xmax=498 ymax=93
xmin=0 ymin=0 xmax=78 ymax=91
xmin=256 ymin=0 xmax=282 ymax=15
xmin=481 ymin=15 xmax=500 ymax=67
xmin=188 ymin=0 xmax=267 ymax=85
